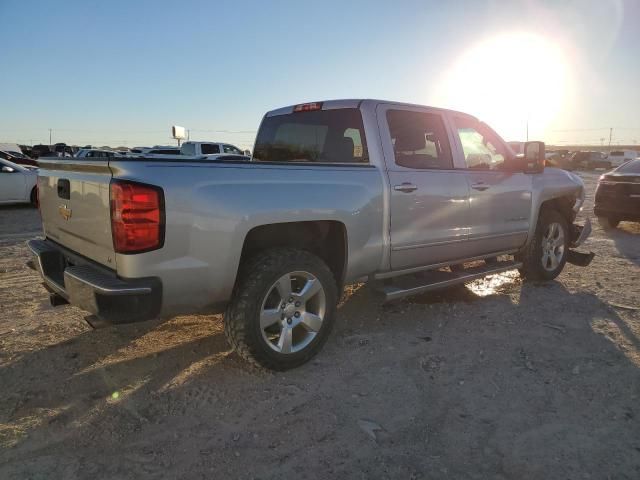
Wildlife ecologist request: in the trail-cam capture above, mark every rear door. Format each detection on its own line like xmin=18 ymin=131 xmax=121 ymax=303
xmin=377 ymin=104 xmax=471 ymax=270
xmin=450 ymin=115 xmax=532 ymax=255
xmin=37 ymin=158 xmax=116 ymax=268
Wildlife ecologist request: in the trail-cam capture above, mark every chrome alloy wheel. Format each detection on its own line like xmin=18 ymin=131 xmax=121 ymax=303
xmin=541 ymin=222 xmax=565 ymax=271
xmin=260 ymin=271 xmax=326 ymax=354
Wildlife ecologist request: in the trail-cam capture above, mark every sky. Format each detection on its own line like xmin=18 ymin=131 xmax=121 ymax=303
xmin=1 ymin=0 xmax=639 ymax=149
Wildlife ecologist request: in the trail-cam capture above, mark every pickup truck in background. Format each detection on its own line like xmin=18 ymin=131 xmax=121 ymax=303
xmin=29 ymin=99 xmax=592 ymax=370
xmin=179 ymin=141 xmax=249 ymax=158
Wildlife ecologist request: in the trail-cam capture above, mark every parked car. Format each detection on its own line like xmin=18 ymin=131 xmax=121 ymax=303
xmin=545 ymin=150 xmax=573 ymax=170
xmin=29 ymin=99 xmax=592 ymax=370
xmin=127 ymin=146 xmax=181 ymax=158
xmin=74 ymin=149 xmax=118 ymax=159
xmin=0 ymin=150 xmax=38 ymax=167
xmin=569 ymin=151 xmax=610 ymax=170
xmin=594 ymin=159 xmax=640 ymax=229
xmin=31 ymin=144 xmax=52 ymax=159
xmin=0 ymin=158 xmax=38 ymax=205
xmin=606 ymin=150 xmax=638 ymax=167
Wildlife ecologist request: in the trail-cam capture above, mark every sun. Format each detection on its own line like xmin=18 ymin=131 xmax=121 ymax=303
xmin=432 ymin=32 xmax=571 ymax=141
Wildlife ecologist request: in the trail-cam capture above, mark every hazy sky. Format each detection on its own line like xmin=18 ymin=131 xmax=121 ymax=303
xmin=1 ymin=0 xmax=638 ymax=149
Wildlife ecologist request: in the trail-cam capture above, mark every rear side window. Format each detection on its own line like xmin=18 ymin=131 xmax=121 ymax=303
xmin=253 ymin=108 xmax=368 ymax=163
xmin=387 ymin=110 xmax=453 ymax=169
xmin=201 ymin=144 xmax=220 ymax=154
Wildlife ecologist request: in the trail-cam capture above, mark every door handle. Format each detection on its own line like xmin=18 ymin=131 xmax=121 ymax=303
xmin=394 ymin=183 xmax=417 ymax=193
xmin=471 ymin=183 xmax=489 ymax=191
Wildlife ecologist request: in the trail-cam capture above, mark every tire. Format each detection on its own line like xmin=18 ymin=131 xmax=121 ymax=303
xmin=598 ymin=216 xmax=619 ymax=230
xmin=224 ymin=248 xmax=338 ymax=370
xmin=30 ymin=187 xmax=38 ymax=207
xmin=517 ymin=209 xmax=569 ymax=281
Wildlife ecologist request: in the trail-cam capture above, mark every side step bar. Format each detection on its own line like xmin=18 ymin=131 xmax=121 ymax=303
xmin=376 ymin=260 xmax=522 ymax=302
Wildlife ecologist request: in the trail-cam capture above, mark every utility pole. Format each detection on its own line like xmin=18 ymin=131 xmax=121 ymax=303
xmin=48 ymin=128 xmax=52 ymax=147
xmin=608 ymin=127 xmax=613 ymax=149
xmin=526 ymin=119 xmax=529 ymax=142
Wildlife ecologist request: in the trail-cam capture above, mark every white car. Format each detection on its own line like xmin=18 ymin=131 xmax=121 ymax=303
xmin=0 ymin=159 xmax=38 ymax=205
xmin=607 ymin=150 xmax=639 ymax=167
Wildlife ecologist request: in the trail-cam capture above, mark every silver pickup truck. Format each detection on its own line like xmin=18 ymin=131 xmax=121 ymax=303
xmin=29 ymin=99 xmax=592 ymax=370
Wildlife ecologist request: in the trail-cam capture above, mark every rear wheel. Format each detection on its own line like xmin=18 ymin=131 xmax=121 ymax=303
xmin=518 ymin=209 xmax=569 ymax=281
xmin=598 ymin=216 xmax=620 ymax=230
xmin=224 ymin=248 xmax=338 ymax=370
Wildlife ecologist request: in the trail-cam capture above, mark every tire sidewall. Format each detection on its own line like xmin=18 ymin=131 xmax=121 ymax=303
xmin=230 ymin=250 xmax=338 ymax=369
xmin=528 ymin=209 xmax=569 ymax=281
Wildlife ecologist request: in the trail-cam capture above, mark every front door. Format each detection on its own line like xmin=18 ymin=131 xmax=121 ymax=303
xmin=378 ymin=105 xmax=472 ymax=271
xmin=451 ymin=115 xmax=532 ymax=255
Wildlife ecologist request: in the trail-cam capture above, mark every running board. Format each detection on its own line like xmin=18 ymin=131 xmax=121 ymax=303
xmin=376 ymin=260 xmax=522 ymax=302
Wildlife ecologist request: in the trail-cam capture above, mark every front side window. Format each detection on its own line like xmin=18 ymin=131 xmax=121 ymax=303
xmin=254 ymin=108 xmax=368 ymax=163
xmin=223 ymin=144 xmax=242 ymax=154
xmin=386 ymin=110 xmax=453 ymax=169
xmin=201 ymin=144 xmax=220 ymax=154
xmin=455 ymin=117 xmax=509 ymax=170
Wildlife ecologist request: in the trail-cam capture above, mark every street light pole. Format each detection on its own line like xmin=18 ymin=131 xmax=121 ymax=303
xmin=49 ymin=128 xmax=52 ymax=146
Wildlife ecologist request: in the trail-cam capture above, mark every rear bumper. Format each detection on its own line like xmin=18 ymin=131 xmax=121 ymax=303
xmin=594 ymin=205 xmax=640 ymax=222
xmin=27 ymin=239 xmax=161 ymax=324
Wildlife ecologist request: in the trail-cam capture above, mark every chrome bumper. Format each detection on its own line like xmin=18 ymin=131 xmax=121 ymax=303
xmin=27 ymin=239 xmax=161 ymax=324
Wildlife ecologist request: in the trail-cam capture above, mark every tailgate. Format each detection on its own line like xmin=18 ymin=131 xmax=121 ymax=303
xmin=37 ymin=158 xmax=116 ymax=268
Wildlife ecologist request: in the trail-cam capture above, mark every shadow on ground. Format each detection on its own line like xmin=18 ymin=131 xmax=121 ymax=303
xmin=1 ymin=273 xmax=639 ymax=479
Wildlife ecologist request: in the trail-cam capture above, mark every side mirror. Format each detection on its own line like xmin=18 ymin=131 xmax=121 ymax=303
xmin=243 ymin=149 xmax=251 ymax=156
xmin=523 ymin=141 xmax=545 ymax=173
xmin=1 ymin=166 xmax=15 ymax=173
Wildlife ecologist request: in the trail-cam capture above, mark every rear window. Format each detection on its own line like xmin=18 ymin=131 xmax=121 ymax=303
xmin=616 ymin=159 xmax=640 ymax=173
xmin=253 ymin=108 xmax=368 ymax=163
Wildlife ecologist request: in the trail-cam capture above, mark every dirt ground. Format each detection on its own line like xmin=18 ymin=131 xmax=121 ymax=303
xmin=1 ymin=172 xmax=639 ymax=479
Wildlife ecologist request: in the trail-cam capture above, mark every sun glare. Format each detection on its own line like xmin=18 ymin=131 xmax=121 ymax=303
xmin=433 ymin=32 xmax=571 ymax=141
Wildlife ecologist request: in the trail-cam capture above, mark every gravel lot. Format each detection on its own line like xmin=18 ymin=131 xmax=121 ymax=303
xmin=1 ymin=172 xmax=639 ymax=479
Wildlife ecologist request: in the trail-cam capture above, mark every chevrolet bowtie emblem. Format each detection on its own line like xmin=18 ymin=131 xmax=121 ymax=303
xmin=58 ymin=204 xmax=72 ymax=221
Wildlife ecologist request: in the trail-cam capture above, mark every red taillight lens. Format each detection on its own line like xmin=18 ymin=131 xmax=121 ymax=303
xmin=293 ymin=102 xmax=323 ymax=112
xmin=110 ymin=181 xmax=164 ymax=253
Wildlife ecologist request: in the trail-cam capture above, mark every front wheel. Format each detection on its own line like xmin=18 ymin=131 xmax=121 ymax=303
xmin=517 ymin=209 xmax=569 ymax=281
xmin=224 ymin=248 xmax=338 ymax=370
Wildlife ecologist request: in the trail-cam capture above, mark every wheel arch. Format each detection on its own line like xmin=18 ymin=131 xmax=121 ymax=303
xmin=237 ymin=220 xmax=348 ymax=291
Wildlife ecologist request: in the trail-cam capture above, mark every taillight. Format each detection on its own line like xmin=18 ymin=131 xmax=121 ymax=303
xmin=110 ymin=181 xmax=164 ymax=253
xmin=293 ymin=102 xmax=323 ymax=112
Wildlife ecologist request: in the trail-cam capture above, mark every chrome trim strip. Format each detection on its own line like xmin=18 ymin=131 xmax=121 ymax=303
xmin=63 ymin=269 xmax=152 ymax=296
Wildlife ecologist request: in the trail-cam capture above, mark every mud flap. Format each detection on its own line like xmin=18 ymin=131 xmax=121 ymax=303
xmin=567 ymin=250 xmax=595 ymax=267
